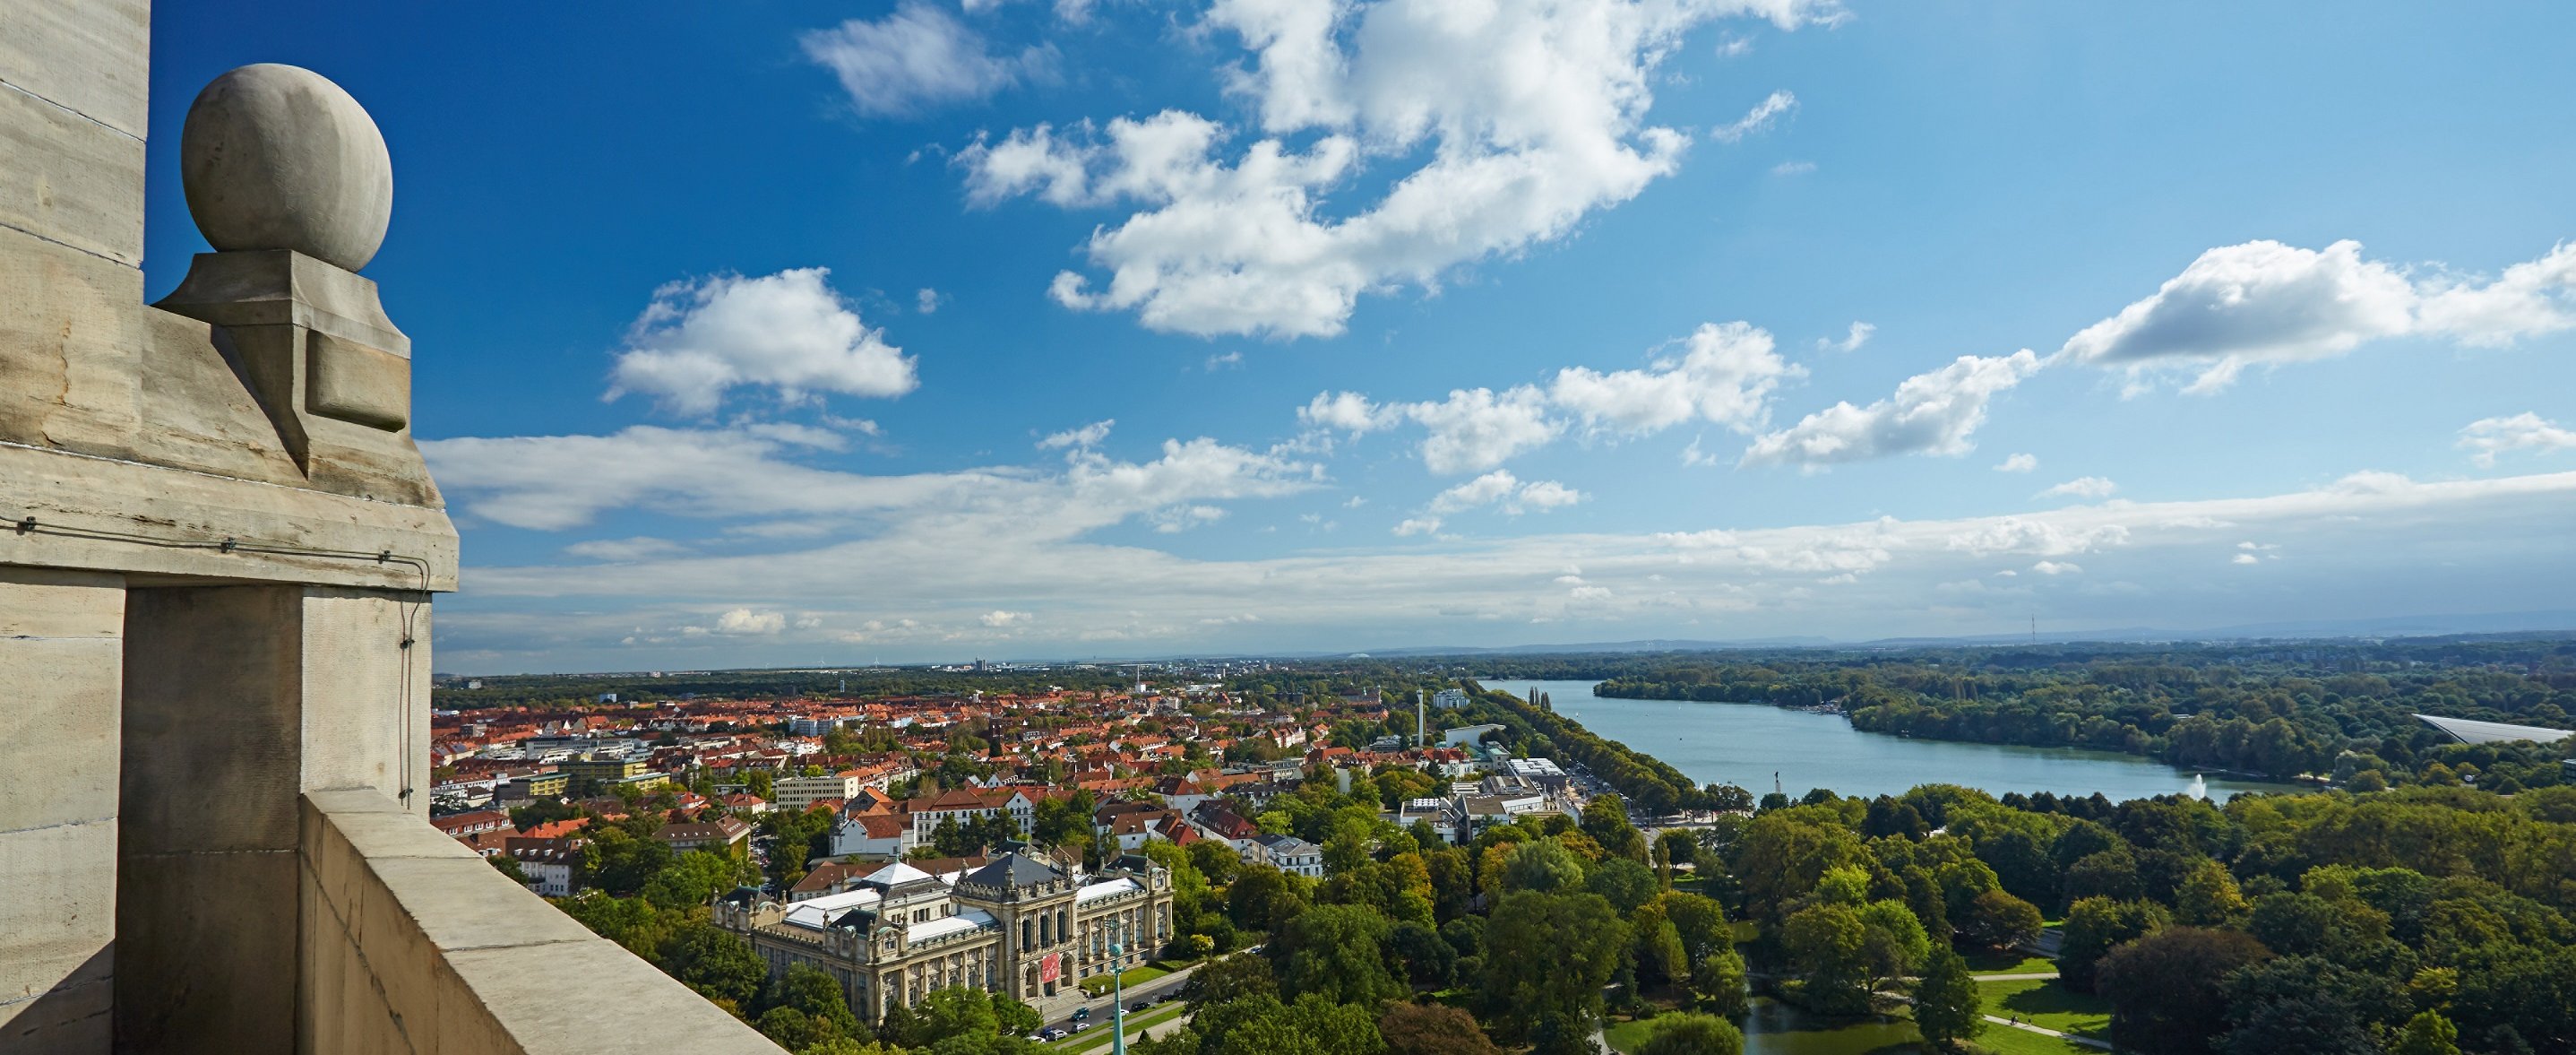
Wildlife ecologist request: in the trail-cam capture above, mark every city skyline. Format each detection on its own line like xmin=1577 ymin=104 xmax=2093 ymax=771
xmin=145 ymin=1 xmax=2576 ymax=671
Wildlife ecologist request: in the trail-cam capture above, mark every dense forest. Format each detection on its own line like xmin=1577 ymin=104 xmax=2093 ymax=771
xmin=1715 ymin=781 xmax=2576 ymax=1055
xmin=1570 ymin=638 xmax=2576 ymax=790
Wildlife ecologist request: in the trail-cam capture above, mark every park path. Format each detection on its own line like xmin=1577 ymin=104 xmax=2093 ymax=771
xmin=1971 ymin=972 xmax=2061 ymax=981
xmin=1982 ymin=1014 xmax=2113 ymax=1050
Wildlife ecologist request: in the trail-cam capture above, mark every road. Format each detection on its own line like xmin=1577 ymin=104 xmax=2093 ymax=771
xmin=1038 ymin=960 xmax=1204 ymax=1035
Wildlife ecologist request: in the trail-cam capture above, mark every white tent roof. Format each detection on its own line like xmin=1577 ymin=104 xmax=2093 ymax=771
xmin=2415 ymin=713 xmax=2576 ymax=746
xmin=865 ymin=860 xmax=936 ymax=886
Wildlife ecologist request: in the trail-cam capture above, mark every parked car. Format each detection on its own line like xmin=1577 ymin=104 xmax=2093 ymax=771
xmin=1132 ymin=1002 xmax=1152 ymax=1013
xmin=1043 ymin=1028 xmax=1067 ymax=1041
xmin=1073 ymin=1023 xmax=1092 ymax=1033
xmin=1072 ymin=1007 xmax=1091 ymax=1020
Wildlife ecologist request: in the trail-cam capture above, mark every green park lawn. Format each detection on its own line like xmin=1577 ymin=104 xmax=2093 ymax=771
xmin=1602 ymin=1017 xmax=1656 ymax=1053
xmin=1969 ymin=1024 xmax=2108 ymax=1055
xmin=1077 ymin=962 xmax=1172 ymax=994
xmin=1960 ymin=951 xmax=2059 ymax=976
xmin=1977 ymin=978 xmax=2110 ymax=1042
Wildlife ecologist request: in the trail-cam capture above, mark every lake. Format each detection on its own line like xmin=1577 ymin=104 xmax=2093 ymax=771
xmin=1482 ymin=679 xmax=2301 ymax=803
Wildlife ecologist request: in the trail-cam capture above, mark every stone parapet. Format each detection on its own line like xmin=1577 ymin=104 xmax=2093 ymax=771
xmin=299 ymin=789 xmax=786 ymax=1055
xmin=0 ymin=440 xmax=457 ymax=592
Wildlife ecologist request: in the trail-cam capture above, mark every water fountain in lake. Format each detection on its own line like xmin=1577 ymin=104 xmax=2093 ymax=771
xmin=2188 ymin=774 xmax=2209 ymax=800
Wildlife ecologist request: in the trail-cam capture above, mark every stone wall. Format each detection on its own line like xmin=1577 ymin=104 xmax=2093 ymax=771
xmin=0 ymin=569 xmax=124 ymax=1050
xmin=300 ymin=791 xmax=784 ymax=1055
xmin=0 ymin=0 xmax=784 ymax=1051
xmin=1 ymin=1 xmax=147 ymax=1047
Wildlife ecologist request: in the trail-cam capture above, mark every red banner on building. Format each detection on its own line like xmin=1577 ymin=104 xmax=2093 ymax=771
xmin=1039 ymin=953 xmax=1061 ymax=983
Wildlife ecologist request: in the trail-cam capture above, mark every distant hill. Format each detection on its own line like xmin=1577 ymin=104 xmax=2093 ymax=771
xmin=1342 ymin=610 xmax=2576 ymax=658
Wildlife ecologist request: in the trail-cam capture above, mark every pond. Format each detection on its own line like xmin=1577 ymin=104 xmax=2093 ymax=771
xmin=1481 ymin=679 xmax=2301 ymax=803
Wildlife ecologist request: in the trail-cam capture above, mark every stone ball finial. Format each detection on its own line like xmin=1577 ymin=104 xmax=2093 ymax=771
xmin=180 ymin=64 xmax=392 ymax=272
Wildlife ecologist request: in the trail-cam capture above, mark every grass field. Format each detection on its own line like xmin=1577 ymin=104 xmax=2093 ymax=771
xmin=1076 ymin=963 xmax=1172 ymax=995
xmin=1978 ymin=978 xmax=2109 ymax=1042
xmin=1602 ymin=1017 xmax=1656 ymax=1053
xmin=1969 ymin=1024 xmax=2108 ymax=1055
xmin=1961 ymin=951 xmax=2059 ymax=976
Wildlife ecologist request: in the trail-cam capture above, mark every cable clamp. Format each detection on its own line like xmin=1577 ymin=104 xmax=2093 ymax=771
xmin=220 ymin=537 xmax=238 ymax=553
xmin=13 ymin=517 xmax=31 ymax=534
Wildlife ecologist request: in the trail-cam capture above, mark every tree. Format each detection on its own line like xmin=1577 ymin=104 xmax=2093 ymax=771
xmin=2391 ymin=1010 xmax=2460 ymax=1055
xmin=489 ymin=853 xmax=531 ymax=885
xmin=1378 ymin=1003 xmax=1502 ymax=1055
xmin=1857 ymin=899 xmax=1931 ymax=993
xmin=657 ymin=920 xmax=767 ymax=1007
xmin=1389 ymin=921 xmax=1460 ymax=988
xmin=1958 ymin=888 xmax=2043 ymax=950
xmin=771 ymin=963 xmax=861 ymax=1043
xmin=644 ymin=849 xmax=751 ymax=909
xmin=2094 ymin=927 xmax=2273 ymax=1055
xmin=1694 ymin=948 xmax=1749 ymax=1018
xmin=1580 ymin=791 xmax=1650 ymax=861
xmin=2218 ymin=981 xmax=2383 ymax=1054
xmin=1500 ymin=839 xmax=1586 ymax=895
xmin=758 ymin=1007 xmax=824 ymax=1051
xmin=795 ymin=1039 xmax=902 ymax=1055
xmin=1482 ymin=891 xmax=1631 ymax=1042
xmin=1274 ymin=904 xmax=1404 ymax=1006
xmin=1192 ymin=992 xmax=1386 ymax=1055
xmin=2063 ymin=847 xmax=2147 ymax=905
xmin=1913 ymin=945 xmax=1983 ymax=1052
xmin=1782 ymin=903 xmax=1872 ymax=1014
xmin=900 ymin=986 xmax=997 ymax=1047
xmin=1182 ymin=949 xmax=1278 ymax=1009
xmin=1188 ymin=838 xmax=1242 ymax=886
xmin=2218 ymin=955 xmax=2410 ymax=1055
xmin=2174 ymin=859 xmax=2248 ymax=927
xmin=1658 ymin=829 xmax=1700 ymax=871
xmin=1733 ymin=811 xmax=1865 ymax=924
xmin=1637 ymin=1013 xmax=1744 ymax=1055
xmin=1633 ymin=915 xmax=1690 ymax=990
xmin=588 ymin=826 xmax=676 ymax=896
xmin=2058 ymin=897 xmax=2170 ymax=992
xmin=1228 ymin=865 xmax=1298 ymax=931
xmin=1586 ymin=857 xmax=1658 ymax=915
xmin=1324 ymin=831 xmax=1373 ymax=875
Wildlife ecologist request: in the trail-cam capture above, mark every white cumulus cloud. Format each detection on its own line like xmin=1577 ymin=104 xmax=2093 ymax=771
xmin=1816 ymin=321 xmax=1874 ymax=353
xmin=1040 ymin=419 xmax=1115 ymax=449
xmin=1408 ymin=386 xmax=1564 ymax=474
xmin=960 ymin=0 xmax=1847 ymax=338
xmin=1306 ymin=321 xmax=1798 ymax=472
xmin=715 ymin=608 xmax=788 ymax=635
xmin=607 ymin=269 xmax=917 ymax=415
xmin=2062 ymin=239 xmax=2576 ymax=393
xmin=1994 ymin=453 xmax=2038 ymax=473
xmin=1550 ymin=321 xmax=1801 ymax=436
xmin=802 ymin=2 xmax=1055 ymax=118
xmin=1741 ymin=350 xmax=2042 ymax=468
xmin=2038 ymin=476 xmax=2117 ymax=501
xmin=2458 ymin=412 xmax=2576 ymax=467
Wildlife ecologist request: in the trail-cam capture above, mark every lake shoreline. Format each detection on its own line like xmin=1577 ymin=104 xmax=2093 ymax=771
xmin=1479 ymin=679 xmax=2303 ymax=803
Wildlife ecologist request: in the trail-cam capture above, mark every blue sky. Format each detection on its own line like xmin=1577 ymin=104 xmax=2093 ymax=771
xmin=149 ymin=2 xmax=2576 ymax=671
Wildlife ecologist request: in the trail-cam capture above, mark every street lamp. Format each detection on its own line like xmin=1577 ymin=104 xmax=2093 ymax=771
xmin=1107 ymin=917 xmax=1128 ymax=1055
